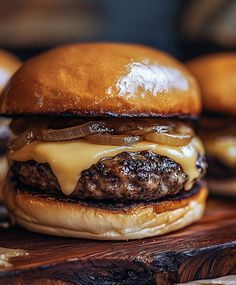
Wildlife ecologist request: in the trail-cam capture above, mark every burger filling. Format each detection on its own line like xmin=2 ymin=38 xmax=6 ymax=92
xmin=198 ymin=116 xmax=236 ymax=180
xmin=8 ymin=118 xmax=206 ymax=201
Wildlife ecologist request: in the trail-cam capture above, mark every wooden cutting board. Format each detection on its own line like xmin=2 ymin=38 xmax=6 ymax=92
xmin=0 ymin=197 xmax=235 ymax=285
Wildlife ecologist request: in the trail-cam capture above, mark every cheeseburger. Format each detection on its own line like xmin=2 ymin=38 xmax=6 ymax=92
xmin=0 ymin=43 xmax=207 ymax=240
xmin=0 ymin=49 xmax=21 ymax=198
xmin=188 ymin=53 xmax=236 ymax=196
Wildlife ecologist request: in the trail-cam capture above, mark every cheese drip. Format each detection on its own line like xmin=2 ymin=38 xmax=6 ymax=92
xmin=8 ymin=137 xmax=204 ymax=196
xmin=204 ymin=136 xmax=236 ymax=167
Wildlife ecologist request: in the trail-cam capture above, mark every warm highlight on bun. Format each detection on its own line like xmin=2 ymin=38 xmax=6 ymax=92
xmin=0 ymin=49 xmax=21 ymax=92
xmin=187 ymin=53 xmax=236 ymax=115
xmin=0 ymin=43 xmax=200 ymax=118
xmin=5 ymin=183 xmax=207 ymax=240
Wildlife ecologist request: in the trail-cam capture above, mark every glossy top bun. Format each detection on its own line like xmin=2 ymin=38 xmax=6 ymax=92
xmin=0 ymin=49 xmax=21 ymax=92
xmin=187 ymin=53 xmax=236 ymax=115
xmin=0 ymin=43 xmax=200 ymax=118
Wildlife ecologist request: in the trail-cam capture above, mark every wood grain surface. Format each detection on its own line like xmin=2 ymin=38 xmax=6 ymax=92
xmin=0 ymin=197 xmax=235 ymax=285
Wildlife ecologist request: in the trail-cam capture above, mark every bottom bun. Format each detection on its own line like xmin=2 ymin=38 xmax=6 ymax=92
xmin=5 ymin=182 xmax=207 ymax=240
xmin=208 ymin=178 xmax=236 ymax=197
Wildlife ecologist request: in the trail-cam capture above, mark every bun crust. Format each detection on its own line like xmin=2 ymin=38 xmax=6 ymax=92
xmin=5 ymin=183 xmax=207 ymax=240
xmin=187 ymin=53 xmax=236 ymax=115
xmin=0 ymin=49 xmax=21 ymax=92
xmin=0 ymin=43 xmax=200 ymax=117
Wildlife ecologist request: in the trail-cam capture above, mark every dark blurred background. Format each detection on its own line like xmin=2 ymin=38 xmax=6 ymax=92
xmin=0 ymin=0 xmax=235 ymax=61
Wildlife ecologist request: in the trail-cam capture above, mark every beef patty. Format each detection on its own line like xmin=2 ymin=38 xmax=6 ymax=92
xmin=13 ymin=181 xmax=203 ymax=211
xmin=11 ymin=151 xmax=206 ymax=201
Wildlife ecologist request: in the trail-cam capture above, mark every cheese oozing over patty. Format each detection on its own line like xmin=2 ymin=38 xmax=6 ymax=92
xmin=8 ymin=137 xmax=204 ymax=196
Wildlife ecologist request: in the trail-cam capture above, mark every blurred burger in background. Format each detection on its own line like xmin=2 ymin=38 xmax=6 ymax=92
xmin=0 ymin=49 xmax=21 ymax=91
xmin=188 ymin=53 xmax=236 ymax=196
xmin=0 ymin=49 xmax=21 ymax=199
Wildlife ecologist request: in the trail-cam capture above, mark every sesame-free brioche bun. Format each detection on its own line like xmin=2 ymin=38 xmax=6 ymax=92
xmin=0 ymin=43 xmax=200 ymax=118
xmin=187 ymin=53 xmax=236 ymax=116
xmin=0 ymin=49 xmax=21 ymax=92
xmin=4 ymin=182 xmax=207 ymax=240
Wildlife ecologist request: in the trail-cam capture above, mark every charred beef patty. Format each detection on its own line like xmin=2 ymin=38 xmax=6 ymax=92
xmin=207 ymin=155 xmax=236 ymax=179
xmin=11 ymin=150 xmax=206 ymax=201
xmin=12 ymin=181 xmax=203 ymax=211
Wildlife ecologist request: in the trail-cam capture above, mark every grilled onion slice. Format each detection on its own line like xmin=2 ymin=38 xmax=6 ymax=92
xmin=9 ymin=129 xmax=37 ymax=151
xmin=9 ymin=121 xmax=49 ymax=151
xmin=110 ymin=120 xmax=170 ymax=135
xmin=145 ymin=123 xmax=194 ymax=146
xmin=9 ymin=118 xmax=194 ymax=150
xmin=38 ymin=121 xmax=113 ymax=142
xmin=129 ymin=125 xmax=169 ymax=135
xmin=85 ymin=134 xmax=142 ymax=146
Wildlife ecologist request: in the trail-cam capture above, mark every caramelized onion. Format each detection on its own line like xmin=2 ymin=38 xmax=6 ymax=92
xmin=9 ymin=129 xmax=37 ymax=151
xmin=9 ymin=121 xmax=49 ymax=151
xmin=38 ymin=121 xmax=113 ymax=142
xmin=110 ymin=120 xmax=169 ymax=134
xmin=145 ymin=123 xmax=194 ymax=146
xmin=110 ymin=120 xmax=147 ymax=133
xmin=129 ymin=125 xmax=169 ymax=135
xmin=85 ymin=134 xmax=142 ymax=146
xmin=9 ymin=118 xmax=194 ymax=150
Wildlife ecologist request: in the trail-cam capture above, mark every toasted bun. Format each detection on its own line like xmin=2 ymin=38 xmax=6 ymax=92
xmin=187 ymin=53 xmax=236 ymax=115
xmin=208 ymin=178 xmax=236 ymax=197
xmin=0 ymin=49 xmax=21 ymax=92
xmin=0 ymin=43 xmax=200 ymax=118
xmin=4 ymin=182 xmax=207 ymax=240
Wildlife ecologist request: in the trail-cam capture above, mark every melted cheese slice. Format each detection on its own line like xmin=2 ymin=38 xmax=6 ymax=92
xmin=8 ymin=137 xmax=204 ymax=196
xmin=204 ymin=136 xmax=236 ymax=167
